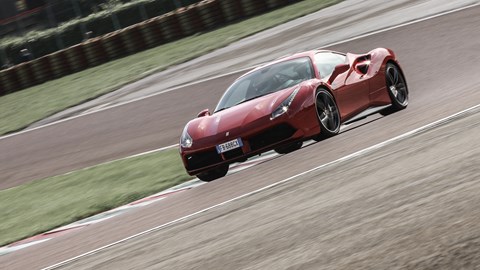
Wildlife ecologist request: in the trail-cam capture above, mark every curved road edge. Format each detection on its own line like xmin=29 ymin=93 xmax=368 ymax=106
xmin=42 ymin=103 xmax=480 ymax=270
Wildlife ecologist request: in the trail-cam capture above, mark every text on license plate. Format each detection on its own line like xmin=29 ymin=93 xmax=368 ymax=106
xmin=216 ymin=138 xmax=243 ymax=154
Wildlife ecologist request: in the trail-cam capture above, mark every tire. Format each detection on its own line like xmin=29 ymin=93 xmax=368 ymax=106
xmin=380 ymin=63 xmax=409 ymax=116
xmin=197 ymin=164 xmax=229 ymax=182
xmin=314 ymin=89 xmax=341 ymax=141
xmin=274 ymin=141 xmax=303 ymax=154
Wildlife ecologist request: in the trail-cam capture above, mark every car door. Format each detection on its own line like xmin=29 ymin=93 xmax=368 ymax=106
xmin=314 ymin=52 xmax=370 ymax=120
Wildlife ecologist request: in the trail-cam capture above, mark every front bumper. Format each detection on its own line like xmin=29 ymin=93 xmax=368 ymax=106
xmin=184 ymin=123 xmax=299 ymax=173
xmin=180 ymin=105 xmax=319 ymax=175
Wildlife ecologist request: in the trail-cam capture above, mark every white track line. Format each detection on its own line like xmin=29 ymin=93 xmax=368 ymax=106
xmin=60 ymin=144 xmax=178 ymax=177
xmin=0 ymin=66 xmax=253 ymax=141
xmin=39 ymin=3 xmax=480 ymax=268
xmin=43 ymin=104 xmax=480 ymax=270
xmin=51 ymin=125 xmax=356 ymax=179
xmin=3 ymin=1 xmax=479 ymax=142
xmin=318 ymin=1 xmax=480 ymax=48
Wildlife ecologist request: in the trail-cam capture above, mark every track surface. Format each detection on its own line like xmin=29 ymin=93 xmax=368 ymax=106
xmin=1 ymin=2 xmax=480 ymax=269
xmin=59 ymin=105 xmax=480 ymax=270
xmin=0 ymin=0 xmax=478 ymax=190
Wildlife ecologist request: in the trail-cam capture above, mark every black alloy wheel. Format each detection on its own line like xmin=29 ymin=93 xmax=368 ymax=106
xmin=314 ymin=89 xmax=341 ymax=141
xmin=381 ymin=63 xmax=409 ymax=115
xmin=197 ymin=164 xmax=229 ymax=182
xmin=274 ymin=141 xmax=303 ymax=154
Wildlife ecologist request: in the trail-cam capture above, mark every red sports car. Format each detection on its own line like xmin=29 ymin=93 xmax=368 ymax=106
xmin=180 ymin=48 xmax=408 ymax=181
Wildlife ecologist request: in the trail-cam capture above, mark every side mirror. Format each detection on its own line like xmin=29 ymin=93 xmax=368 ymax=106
xmin=328 ymin=63 xmax=349 ymax=84
xmin=197 ymin=109 xmax=210 ymax=117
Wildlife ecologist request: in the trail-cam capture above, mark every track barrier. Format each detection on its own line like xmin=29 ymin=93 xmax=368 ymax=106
xmin=0 ymin=0 xmax=301 ymax=96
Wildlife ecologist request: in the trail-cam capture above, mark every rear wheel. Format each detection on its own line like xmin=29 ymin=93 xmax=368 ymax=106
xmin=380 ymin=63 xmax=409 ymax=115
xmin=314 ymin=89 xmax=341 ymax=141
xmin=197 ymin=164 xmax=229 ymax=182
xmin=274 ymin=141 xmax=303 ymax=154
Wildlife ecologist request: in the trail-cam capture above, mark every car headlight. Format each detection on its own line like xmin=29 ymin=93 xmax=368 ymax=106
xmin=271 ymin=86 xmax=300 ymax=120
xmin=180 ymin=126 xmax=193 ymax=148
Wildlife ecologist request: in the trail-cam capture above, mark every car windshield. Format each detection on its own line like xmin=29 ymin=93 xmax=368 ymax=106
xmin=214 ymin=57 xmax=314 ymax=112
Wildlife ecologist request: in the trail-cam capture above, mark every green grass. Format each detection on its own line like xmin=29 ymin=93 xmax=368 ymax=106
xmin=0 ymin=148 xmax=193 ymax=247
xmin=0 ymin=0 xmax=341 ymax=135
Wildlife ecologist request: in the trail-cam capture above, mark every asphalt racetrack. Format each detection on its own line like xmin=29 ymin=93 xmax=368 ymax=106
xmin=58 ymin=104 xmax=480 ymax=270
xmin=1 ymin=1 xmax=480 ymax=269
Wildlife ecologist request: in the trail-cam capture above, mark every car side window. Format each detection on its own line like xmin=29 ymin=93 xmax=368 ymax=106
xmin=314 ymin=52 xmax=346 ymax=78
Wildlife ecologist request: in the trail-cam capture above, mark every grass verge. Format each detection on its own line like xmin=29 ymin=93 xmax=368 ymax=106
xmin=0 ymin=0 xmax=342 ymax=135
xmin=0 ymin=148 xmax=193 ymax=247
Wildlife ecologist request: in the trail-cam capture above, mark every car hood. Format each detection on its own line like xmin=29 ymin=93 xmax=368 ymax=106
xmin=187 ymin=87 xmax=296 ymax=140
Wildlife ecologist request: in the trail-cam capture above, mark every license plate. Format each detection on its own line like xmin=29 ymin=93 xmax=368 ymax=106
xmin=216 ymin=138 xmax=243 ymax=154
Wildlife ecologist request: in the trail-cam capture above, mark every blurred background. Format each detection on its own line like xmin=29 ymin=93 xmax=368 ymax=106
xmin=0 ymin=0 xmax=200 ymax=65
xmin=0 ymin=0 xmax=299 ymax=94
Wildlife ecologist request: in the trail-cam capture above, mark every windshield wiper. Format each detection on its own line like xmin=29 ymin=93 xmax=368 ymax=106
xmin=214 ymin=93 xmax=272 ymax=113
xmin=234 ymin=93 xmax=272 ymax=106
xmin=214 ymin=107 xmax=228 ymax=113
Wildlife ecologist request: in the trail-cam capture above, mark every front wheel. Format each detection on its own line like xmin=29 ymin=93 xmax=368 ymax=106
xmin=314 ymin=89 xmax=341 ymax=141
xmin=380 ymin=63 xmax=409 ymax=115
xmin=197 ymin=164 xmax=229 ymax=182
xmin=274 ymin=141 xmax=303 ymax=154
